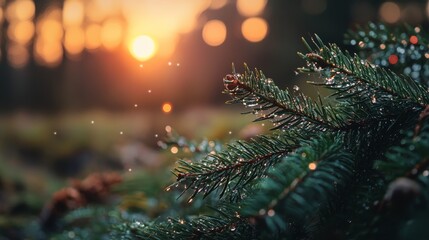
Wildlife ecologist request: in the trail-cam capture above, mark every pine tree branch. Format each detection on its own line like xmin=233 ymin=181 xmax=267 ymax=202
xmin=113 ymin=211 xmax=255 ymax=240
xmin=376 ymin=114 xmax=429 ymax=181
xmin=241 ymin=134 xmax=355 ymax=234
xmin=224 ymin=64 xmax=349 ymax=131
xmin=168 ymin=131 xmax=305 ymax=202
xmin=299 ymin=35 xmax=429 ymax=107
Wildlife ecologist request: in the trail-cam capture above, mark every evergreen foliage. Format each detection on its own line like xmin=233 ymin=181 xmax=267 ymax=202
xmin=43 ymin=23 xmax=429 ymax=239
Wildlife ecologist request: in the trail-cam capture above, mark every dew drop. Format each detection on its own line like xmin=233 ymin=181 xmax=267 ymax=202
xmin=148 ymin=90 xmax=152 ymax=93
xmin=228 ymin=131 xmax=232 ymax=135
xmin=53 ymin=131 xmax=57 ymax=135
xmin=293 ymin=85 xmax=300 ymax=91
xmin=91 ymin=120 xmax=94 ymax=124
xmin=168 ymin=61 xmax=172 ymax=66
xmin=176 ymin=63 xmax=180 ymax=67
xmin=120 ymin=131 xmax=123 ymax=135
xmin=423 ymin=170 xmax=429 ymax=177
xmin=128 ymin=168 xmax=132 ymax=172
xmin=371 ymin=95 xmax=377 ymax=103
xmin=230 ymin=225 xmax=236 ymax=232
xmin=165 ymin=187 xmax=171 ymax=191
xmin=155 ymin=134 xmax=159 ymax=138
xmin=188 ymin=198 xmax=193 ymax=203
xmin=134 ymin=104 xmax=138 ymax=108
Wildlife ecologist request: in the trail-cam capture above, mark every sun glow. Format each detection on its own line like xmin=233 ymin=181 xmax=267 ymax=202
xmin=129 ymin=35 xmax=157 ymax=61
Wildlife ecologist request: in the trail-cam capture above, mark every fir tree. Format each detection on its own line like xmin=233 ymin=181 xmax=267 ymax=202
xmin=44 ymin=23 xmax=429 ymax=239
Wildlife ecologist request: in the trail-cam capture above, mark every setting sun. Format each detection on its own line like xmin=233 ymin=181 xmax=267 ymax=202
xmin=129 ymin=35 xmax=157 ymax=61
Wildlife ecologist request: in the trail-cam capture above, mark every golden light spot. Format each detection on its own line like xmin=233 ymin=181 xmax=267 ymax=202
xmin=170 ymin=146 xmax=179 ymax=154
xmin=101 ymin=18 xmax=124 ymax=50
xmin=8 ymin=20 xmax=35 ymax=45
xmin=379 ymin=2 xmax=401 ymax=24
xmin=63 ymin=0 xmax=84 ymax=27
xmin=85 ymin=0 xmax=118 ymax=22
xmin=129 ymin=35 xmax=157 ymax=61
xmin=37 ymin=19 xmax=63 ymax=41
xmin=85 ymin=24 xmax=102 ymax=50
xmin=162 ymin=103 xmax=173 ymax=113
xmin=16 ymin=0 xmax=35 ymax=20
xmin=34 ymin=38 xmax=63 ymax=67
xmin=64 ymin=27 xmax=85 ymax=55
xmin=6 ymin=0 xmax=35 ymax=21
xmin=202 ymin=19 xmax=227 ymax=47
xmin=241 ymin=17 xmax=268 ymax=42
xmin=236 ymin=0 xmax=267 ymax=17
xmin=308 ymin=162 xmax=317 ymax=170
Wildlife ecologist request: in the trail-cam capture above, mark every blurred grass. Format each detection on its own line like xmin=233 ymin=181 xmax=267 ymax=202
xmin=0 ymin=107 xmax=267 ymax=235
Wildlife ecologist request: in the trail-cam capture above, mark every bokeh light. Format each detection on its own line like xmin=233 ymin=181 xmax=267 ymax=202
xmin=202 ymin=19 xmax=227 ymax=47
xmin=241 ymin=17 xmax=268 ymax=42
xmin=37 ymin=19 xmax=63 ymax=41
xmin=85 ymin=24 xmax=102 ymax=50
xmin=34 ymin=38 xmax=63 ymax=67
xmin=379 ymin=2 xmax=401 ymax=24
xmin=6 ymin=0 xmax=35 ymax=21
xmin=63 ymin=0 xmax=84 ymax=27
xmin=7 ymin=20 xmax=35 ymax=45
xmin=129 ymin=35 xmax=157 ymax=61
xmin=34 ymin=7 xmax=64 ymax=67
xmin=162 ymin=103 xmax=173 ymax=113
xmin=170 ymin=146 xmax=179 ymax=154
xmin=64 ymin=27 xmax=85 ymax=56
xmin=388 ymin=54 xmax=399 ymax=65
xmin=86 ymin=0 xmax=119 ymax=22
xmin=101 ymin=18 xmax=124 ymax=50
xmin=410 ymin=35 xmax=418 ymax=45
xmin=236 ymin=0 xmax=267 ymax=17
